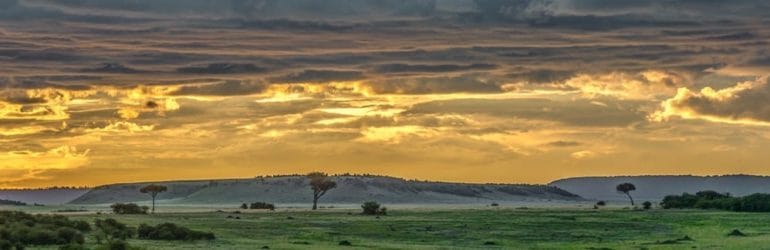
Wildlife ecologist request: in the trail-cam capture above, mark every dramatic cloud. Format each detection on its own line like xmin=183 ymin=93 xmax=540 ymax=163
xmin=651 ymin=77 xmax=770 ymax=125
xmin=0 ymin=145 xmax=89 ymax=187
xmin=1 ymin=0 xmax=770 ymax=187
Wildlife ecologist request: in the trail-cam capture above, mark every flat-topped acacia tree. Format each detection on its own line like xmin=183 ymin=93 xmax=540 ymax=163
xmin=307 ymin=172 xmax=337 ymax=210
xmin=616 ymin=183 xmax=636 ymax=206
xmin=140 ymin=184 xmax=167 ymax=214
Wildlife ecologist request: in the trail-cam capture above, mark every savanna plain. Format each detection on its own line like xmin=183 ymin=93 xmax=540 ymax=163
xmin=6 ymin=204 xmax=770 ymax=250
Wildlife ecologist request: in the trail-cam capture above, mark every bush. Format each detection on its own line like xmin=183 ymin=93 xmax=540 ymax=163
xmin=361 ymin=201 xmax=387 ymax=215
xmin=249 ymin=202 xmax=276 ymax=210
xmin=60 ymin=243 xmax=90 ymax=250
xmin=94 ymin=218 xmax=134 ymax=242
xmin=728 ymin=229 xmax=746 ymax=237
xmin=642 ymin=201 xmax=652 ymax=210
xmin=110 ymin=203 xmax=148 ymax=214
xmin=137 ymin=223 xmax=215 ymax=241
xmin=661 ymin=193 xmax=700 ymax=209
xmin=57 ymin=228 xmax=85 ymax=244
xmin=0 ymin=211 xmax=89 ymax=248
xmin=240 ymin=203 xmax=248 ymax=209
xmin=0 ymin=240 xmax=12 ymax=250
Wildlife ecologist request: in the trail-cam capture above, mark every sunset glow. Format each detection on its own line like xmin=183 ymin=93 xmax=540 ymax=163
xmin=1 ymin=0 xmax=770 ymax=188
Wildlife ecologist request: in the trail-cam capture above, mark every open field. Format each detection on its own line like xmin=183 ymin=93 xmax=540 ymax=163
xmin=5 ymin=205 xmax=770 ymax=249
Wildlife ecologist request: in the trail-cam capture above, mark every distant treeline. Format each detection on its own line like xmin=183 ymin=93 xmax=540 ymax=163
xmin=0 ymin=186 xmax=90 ymax=191
xmin=661 ymin=191 xmax=770 ymax=212
xmin=0 ymin=199 xmax=26 ymax=206
xmin=252 ymin=173 xmax=555 ymax=186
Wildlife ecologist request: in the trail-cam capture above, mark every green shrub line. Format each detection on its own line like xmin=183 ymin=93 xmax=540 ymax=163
xmin=0 ymin=211 xmax=91 ymax=249
xmin=661 ymin=191 xmax=770 ymax=212
xmin=0 ymin=210 xmax=216 ymax=249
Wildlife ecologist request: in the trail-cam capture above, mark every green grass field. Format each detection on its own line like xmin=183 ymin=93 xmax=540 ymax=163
xmin=9 ymin=206 xmax=762 ymax=249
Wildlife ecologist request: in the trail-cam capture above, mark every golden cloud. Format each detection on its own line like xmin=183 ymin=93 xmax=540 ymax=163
xmin=0 ymin=146 xmax=89 ymax=170
xmin=564 ymin=70 xmax=690 ymax=100
xmin=650 ymin=77 xmax=770 ymax=126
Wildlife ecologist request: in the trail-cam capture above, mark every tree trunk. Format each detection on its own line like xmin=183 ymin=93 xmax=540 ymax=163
xmin=626 ymin=193 xmax=634 ymax=206
xmin=312 ymin=196 xmax=318 ymax=210
xmin=151 ymin=193 xmax=156 ymax=214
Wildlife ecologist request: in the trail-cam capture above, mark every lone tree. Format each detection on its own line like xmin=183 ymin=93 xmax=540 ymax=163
xmin=307 ymin=172 xmax=337 ymax=210
xmin=616 ymin=183 xmax=636 ymax=206
xmin=140 ymin=184 xmax=167 ymax=214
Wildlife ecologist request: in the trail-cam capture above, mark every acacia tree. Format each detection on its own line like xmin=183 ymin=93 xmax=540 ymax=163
xmin=307 ymin=172 xmax=337 ymax=210
xmin=616 ymin=183 xmax=636 ymax=206
xmin=140 ymin=184 xmax=167 ymax=214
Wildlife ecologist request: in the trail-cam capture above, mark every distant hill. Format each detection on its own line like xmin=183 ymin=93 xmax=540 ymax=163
xmin=0 ymin=188 xmax=91 ymax=205
xmin=70 ymin=175 xmax=581 ymax=205
xmin=550 ymin=175 xmax=770 ymax=202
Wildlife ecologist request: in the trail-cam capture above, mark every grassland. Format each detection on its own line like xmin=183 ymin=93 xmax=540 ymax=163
xmin=7 ymin=205 xmax=770 ymax=249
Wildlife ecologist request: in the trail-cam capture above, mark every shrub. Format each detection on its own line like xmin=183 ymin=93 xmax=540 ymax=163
xmin=57 ymin=228 xmax=85 ymax=244
xmin=642 ymin=201 xmax=652 ymax=210
xmin=137 ymin=223 xmax=215 ymax=241
xmin=661 ymin=193 xmax=700 ymax=209
xmin=26 ymin=229 xmax=59 ymax=245
xmin=94 ymin=218 xmax=134 ymax=242
xmin=73 ymin=220 xmax=92 ymax=232
xmin=60 ymin=243 xmax=90 ymax=250
xmin=728 ymin=229 xmax=746 ymax=237
xmin=249 ymin=202 xmax=276 ymax=210
xmin=0 ymin=211 xmax=89 ymax=248
xmin=110 ymin=203 xmax=148 ymax=215
xmin=0 ymin=240 xmax=12 ymax=250
xmin=361 ymin=201 xmax=387 ymax=215
xmin=240 ymin=203 xmax=248 ymax=209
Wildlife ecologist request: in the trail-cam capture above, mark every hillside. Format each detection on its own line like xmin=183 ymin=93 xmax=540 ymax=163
xmin=70 ymin=175 xmax=581 ymax=205
xmin=550 ymin=175 xmax=770 ymax=202
xmin=0 ymin=188 xmax=91 ymax=205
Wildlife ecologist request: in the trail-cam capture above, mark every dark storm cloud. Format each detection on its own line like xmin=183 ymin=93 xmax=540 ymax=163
xmin=0 ymin=0 xmax=767 ymax=94
xmin=506 ymin=69 xmax=575 ymax=84
xmin=170 ymin=80 xmax=267 ymax=96
xmin=372 ymin=63 xmax=497 ymax=74
xmin=744 ymin=55 xmax=770 ymax=67
xmin=24 ymin=0 xmax=441 ymax=20
xmin=81 ymin=63 xmax=144 ymax=74
xmin=407 ymin=98 xmax=646 ymax=127
xmin=176 ymin=63 xmax=268 ymax=75
xmin=0 ymin=77 xmax=94 ymax=90
xmin=269 ymin=70 xmax=364 ymax=83
xmin=366 ymin=75 xmax=502 ymax=94
xmin=550 ymin=0 xmax=770 ymax=18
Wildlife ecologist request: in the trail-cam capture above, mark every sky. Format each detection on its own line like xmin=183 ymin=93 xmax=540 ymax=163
xmin=1 ymin=0 xmax=770 ymax=188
